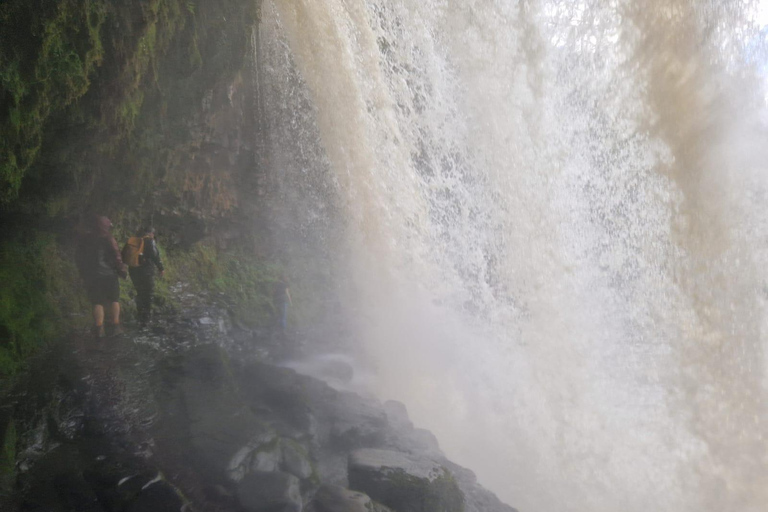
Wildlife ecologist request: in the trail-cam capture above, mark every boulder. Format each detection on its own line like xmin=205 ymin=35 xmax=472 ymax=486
xmin=440 ymin=461 xmax=518 ymax=512
xmin=305 ymin=484 xmax=393 ymax=512
xmin=280 ymin=440 xmax=314 ymax=480
xmin=228 ymin=436 xmax=315 ymax=484
xmin=407 ymin=428 xmax=441 ymax=455
xmin=348 ymin=449 xmax=464 ymax=512
xmin=167 ymin=345 xmax=270 ymax=475
xmin=237 ymin=362 xmax=333 ymax=439
xmin=329 ymin=393 xmax=388 ymax=450
xmin=251 ymin=442 xmax=282 ymax=473
xmin=227 ymin=434 xmax=279 ymax=482
xmin=382 ymin=400 xmax=413 ymax=431
xmin=237 ymin=471 xmax=302 ymax=512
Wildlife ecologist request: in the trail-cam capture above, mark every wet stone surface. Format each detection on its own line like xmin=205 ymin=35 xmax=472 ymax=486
xmin=0 ymin=293 xmax=515 ymax=512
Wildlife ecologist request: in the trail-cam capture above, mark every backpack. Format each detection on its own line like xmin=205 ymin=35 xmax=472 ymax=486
xmin=121 ymin=237 xmax=145 ymax=268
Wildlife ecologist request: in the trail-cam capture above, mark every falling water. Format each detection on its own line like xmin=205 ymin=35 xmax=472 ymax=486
xmin=256 ymin=1 xmax=768 ymax=511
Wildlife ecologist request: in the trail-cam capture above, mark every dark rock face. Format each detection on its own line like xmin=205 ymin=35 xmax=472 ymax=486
xmin=125 ymin=479 xmax=186 ymax=512
xmin=0 ymin=407 xmax=15 ymax=495
xmin=237 ymin=470 xmax=302 ymax=512
xmin=1 ymin=325 xmax=517 ymax=512
xmin=348 ymin=449 xmax=465 ymax=512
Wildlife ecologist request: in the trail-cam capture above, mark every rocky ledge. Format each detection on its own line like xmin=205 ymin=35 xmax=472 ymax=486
xmin=0 ymin=307 xmax=516 ymax=512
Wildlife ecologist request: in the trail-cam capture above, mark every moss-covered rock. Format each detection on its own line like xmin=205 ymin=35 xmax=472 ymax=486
xmin=348 ymin=449 xmax=465 ymax=512
xmin=305 ymin=484 xmax=394 ymax=512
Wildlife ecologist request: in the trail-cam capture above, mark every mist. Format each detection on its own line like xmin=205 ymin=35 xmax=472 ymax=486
xmin=258 ymin=1 xmax=768 ymax=511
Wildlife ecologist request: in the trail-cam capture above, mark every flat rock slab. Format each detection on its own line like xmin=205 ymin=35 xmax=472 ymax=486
xmin=348 ymin=449 xmax=465 ymax=512
xmin=305 ymin=484 xmax=392 ymax=512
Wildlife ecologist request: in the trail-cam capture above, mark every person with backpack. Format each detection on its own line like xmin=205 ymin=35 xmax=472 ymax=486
xmin=123 ymin=227 xmax=165 ymax=326
xmin=75 ymin=215 xmax=128 ymax=338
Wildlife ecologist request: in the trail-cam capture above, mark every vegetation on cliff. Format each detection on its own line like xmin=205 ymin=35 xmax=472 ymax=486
xmin=0 ymin=0 xmax=267 ymax=377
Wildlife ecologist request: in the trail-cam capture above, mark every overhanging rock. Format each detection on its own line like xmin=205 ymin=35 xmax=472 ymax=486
xmin=348 ymin=449 xmax=465 ymax=512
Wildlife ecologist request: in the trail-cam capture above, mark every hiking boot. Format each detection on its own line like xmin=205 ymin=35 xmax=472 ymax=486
xmin=92 ymin=325 xmax=106 ymax=339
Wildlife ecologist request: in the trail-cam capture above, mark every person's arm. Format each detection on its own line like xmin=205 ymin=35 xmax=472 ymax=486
xmin=109 ymin=236 xmax=128 ymax=278
xmin=286 ymin=287 xmax=293 ymax=307
xmin=150 ymin=240 xmax=165 ymax=274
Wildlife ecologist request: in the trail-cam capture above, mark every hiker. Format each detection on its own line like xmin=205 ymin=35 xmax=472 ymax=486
xmin=123 ymin=227 xmax=165 ymax=326
xmin=75 ymin=215 xmax=128 ymax=338
xmin=273 ymin=274 xmax=293 ymax=332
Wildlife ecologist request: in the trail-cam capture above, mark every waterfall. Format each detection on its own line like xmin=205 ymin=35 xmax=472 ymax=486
xmin=257 ymin=1 xmax=768 ymax=511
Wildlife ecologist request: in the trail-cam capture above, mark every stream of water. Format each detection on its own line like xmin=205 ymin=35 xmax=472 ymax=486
xmin=256 ymin=1 xmax=768 ymax=510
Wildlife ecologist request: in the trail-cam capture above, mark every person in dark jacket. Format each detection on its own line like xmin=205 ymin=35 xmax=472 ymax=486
xmin=128 ymin=227 xmax=165 ymax=326
xmin=75 ymin=215 xmax=128 ymax=338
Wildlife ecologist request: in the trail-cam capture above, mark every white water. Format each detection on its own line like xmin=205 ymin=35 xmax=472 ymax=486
xmin=257 ymin=1 xmax=768 ymax=511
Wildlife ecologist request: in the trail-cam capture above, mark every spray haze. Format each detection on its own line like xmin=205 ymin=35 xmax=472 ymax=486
xmin=259 ymin=0 xmax=768 ymax=511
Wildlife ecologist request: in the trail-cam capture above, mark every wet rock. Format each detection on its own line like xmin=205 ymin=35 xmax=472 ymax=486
xmin=237 ymin=470 xmax=302 ymax=512
xmin=236 ymin=361 xmax=336 ymax=442
xmin=229 ymin=437 xmax=314 ymax=489
xmin=305 ymin=484 xmax=394 ymax=512
xmin=126 ymin=478 xmax=186 ymax=512
xmin=251 ymin=443 xmax=282 ymax=473
xmin=329 ymin=393 xmax=388 ymax=450
xmin=383 ymin=400 xmax=413 ymax=431
xmin=51 ymin=471 xmax=105 ymax=512
xmin=280 ymin=440 xmax=313 ymax=480
xmin=227 ymin=433 xmax=279 ymax=482
xmin=165 ymin=345 xmax=269 ymax=475
xmin=3 ymin=323 xmax=516 ymax=512
xmin=407 ymin=428 xmax=441 ymax=454
xmin=348 ymin=449 xmax=465 ymax=512
xmin=202 ymin=483 xmax=238 ymax=505
xmin=284 ymin=355 xmax=355 ymax=385
xmin=318 ymin=359 xmax=354 ymax=384
xmin=0 ymin=408 xmax=15 ymax=494
xmin=439 ymin=461 xmax=518 ymax=512
xmin=114 ymin=470 xmax=162 ymax=501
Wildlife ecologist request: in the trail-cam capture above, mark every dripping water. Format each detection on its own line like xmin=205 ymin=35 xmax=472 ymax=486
xmin=258 ymin=1 xmax=768 ymax=511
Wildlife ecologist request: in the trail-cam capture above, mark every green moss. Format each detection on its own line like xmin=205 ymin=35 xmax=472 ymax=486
xmin=0 ymin=234 xmax=87 ymax=378
xmin=0 ymin=417 xmax=16 ymax=496
xmin=0 ymin=0 xmax=107 ymax=202
xmin=158 ymin=243 xmax=282 ymax=329
xmin=357 ymin=466 xmax=465 ymax=512
xmin=0 ymin=0 xmax=266 ymax=371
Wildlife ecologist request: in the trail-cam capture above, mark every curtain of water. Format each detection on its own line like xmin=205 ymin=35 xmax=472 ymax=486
xmin=258 ymin=1 xmax=768 ymax=511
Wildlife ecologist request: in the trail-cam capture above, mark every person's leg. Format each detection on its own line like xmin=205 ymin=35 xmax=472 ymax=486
xmin=130 ymin=269 xmax=142 ymax=323
xmin=93 ymin=304 xmax=105 ymax=326
xmin=135 ymin=276 xmax=150 ymax=325
xmin=91 ymin=304 xmax=106 ymax=338
xmin=109 ymin=301 xmax=120 ymax=325
xmin=104 ymin=275 xmax=123 ymax=335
